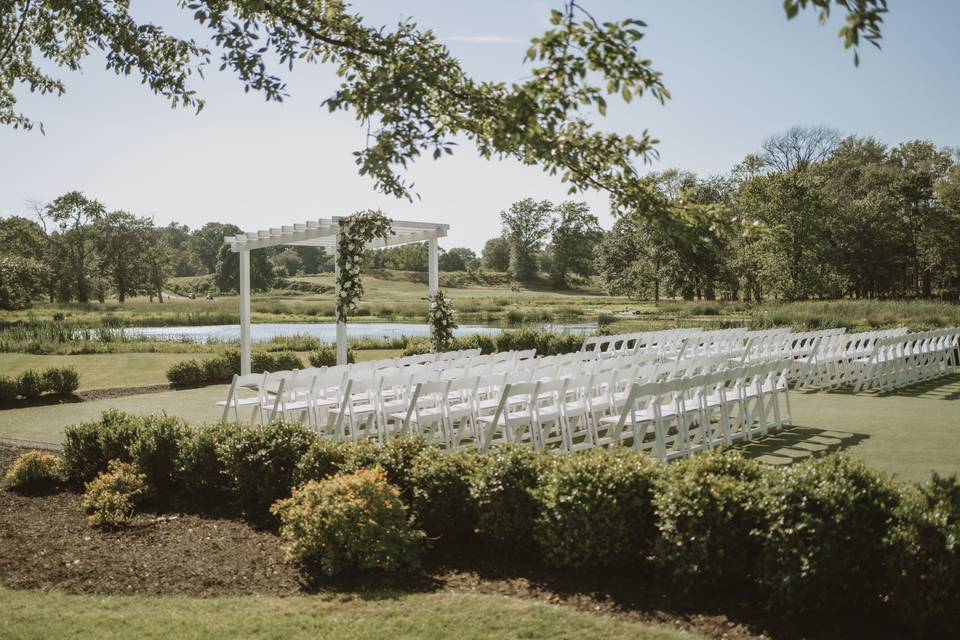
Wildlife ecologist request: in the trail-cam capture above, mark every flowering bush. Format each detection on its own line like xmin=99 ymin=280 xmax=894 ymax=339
xmin=272 ymin=467 xmax=423 ymax=577
xmin=82 ymin=460 xmax=150 ymax=528
xmin=336 ymin=210 xmax=392 ymax=322
xmin=3 ymin=451 xmax=63 ymax=491
xmin=427 ymin=289 xmax=457 ymax=352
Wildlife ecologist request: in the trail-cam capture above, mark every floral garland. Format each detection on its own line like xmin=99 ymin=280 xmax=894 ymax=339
xmin=336 ymin=210 xmax=392 ymax=323
xmin=428 ymin=289 xmax=457 ymax=352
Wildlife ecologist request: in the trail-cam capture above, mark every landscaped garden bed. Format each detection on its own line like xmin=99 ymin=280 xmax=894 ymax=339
xmin=3 ymin=404 xmax=959 ymax=640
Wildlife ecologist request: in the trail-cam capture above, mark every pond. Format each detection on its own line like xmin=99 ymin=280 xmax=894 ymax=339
xmin=122 ymin=322 xmax=598 ymax=344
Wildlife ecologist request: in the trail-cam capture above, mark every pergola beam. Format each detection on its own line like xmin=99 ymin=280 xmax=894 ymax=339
xmin=226 ymin=216 xmax=449 ymax=370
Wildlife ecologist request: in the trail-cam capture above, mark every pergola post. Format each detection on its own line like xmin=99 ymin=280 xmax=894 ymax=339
xmin=334 ymin=229 xmax=347 ymax=365
xmin=428 ymin=237 xmax=439 ymax=297
xmin=226 ymin=218 xmax=449 ymax=371
xmin=239 ymin=249 xmax=251 ymax=376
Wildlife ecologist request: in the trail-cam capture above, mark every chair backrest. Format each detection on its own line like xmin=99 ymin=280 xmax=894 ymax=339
xmin=397 ymin=379 xmax=449 ymax=431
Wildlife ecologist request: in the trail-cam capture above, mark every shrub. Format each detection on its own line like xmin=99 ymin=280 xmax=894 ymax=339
xmin=408 ymin=449 xmax=479 ymax=539
xmin=757 ymin=455 xmax=901 ymax=613
xmin=16 ymin=369 xmax=45 ymax=399
xmin=0 ymin=375 xmax=17 ymax=403
xmin=272 ymin=468 xmax=424 ymax=577
xmin=252 ymin=350 xmax=303 ymax=372
xmin=216 ymin=421 xmax=317 ymax=518
xmin=884 ymin=474 xmax=960 ymax=633
xmin=307 ymin=345 xmax=356 ymax=367
xmin=166 ymin=359 xmax=206 ymax=387
xmin=452 ymin=333 xmax=496 ymax=355
xmin=62 ymin=409 xmax=141 ymax=484
xmin=401 ymin=338 xmax=431 ymax=357
xmin=340 ymin=437 xmax=437 ymax=503
xmin=177 ymin=422 xmax=236 ymax=506
xmin=534 ymin=448 xmax=660 ymax=569
xmin=3 ymin=451 xmax=63 ymax=491
xmin=81 ymin=460 xmax=150 ymax=528
xmin=470 ymin=445 xmax=544 ymax=549
xmin=129 ymin=414 xmax=189 ymax=493
xmin=654 ymin=451 xmax=772 ymax=591
xmin=41 ymin=367 xmax=80 ymax=395
xmin=167 ymin=350 xmax=305 ymax=387
xmin=294 ymin=438 xmax=351 ymax=485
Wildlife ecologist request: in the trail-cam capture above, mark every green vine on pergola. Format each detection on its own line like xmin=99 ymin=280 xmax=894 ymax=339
xmin=335 ymin=210 xmax=392 ymax=323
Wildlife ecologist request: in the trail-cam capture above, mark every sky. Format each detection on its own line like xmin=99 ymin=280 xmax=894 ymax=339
xmin=2 ymin=1 xmax=958 ymax=251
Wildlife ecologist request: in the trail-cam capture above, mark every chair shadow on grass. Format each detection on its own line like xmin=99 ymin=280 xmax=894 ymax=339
xmin=740 ymin=425 xmax=870 ymax=467
xmin=875 ymin=373 xmax=960 ymax=401
xmin=819 ymin=373 xmax=960 ymax=401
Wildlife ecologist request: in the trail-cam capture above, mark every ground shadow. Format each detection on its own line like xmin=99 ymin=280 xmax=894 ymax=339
xmin=416 ymin=547 xmax=913 ymax=640
xmin=817 ymin=374 xmax=960 ymax=401
xmin=875 ymin=373 xmax=960 ymax=401
xmin=740 ymin=425 xmax=870 ymax=467
xmin=0 ymin=394 xmax=82 ymax=411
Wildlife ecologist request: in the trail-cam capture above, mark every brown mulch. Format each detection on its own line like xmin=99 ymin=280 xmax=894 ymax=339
xmin=76 ymin=384 xmax=173 ymax=402
xmin=0 ymin=443 xmax=913 ymax=640
xmin=0 ymin=384 xmax=174 ymax=412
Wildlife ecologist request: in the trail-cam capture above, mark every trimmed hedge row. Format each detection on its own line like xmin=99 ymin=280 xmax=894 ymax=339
xmin=60 ymin=411 xmax=960 ymax=634
xmin=165 ymin=349 xmax=304 ymax=387
xmin=0 ymin=366 xmax=80 ymax=402
xmin=402 ymin=328 xmax=585 ymax=358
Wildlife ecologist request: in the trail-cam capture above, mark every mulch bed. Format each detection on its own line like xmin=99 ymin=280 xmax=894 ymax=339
xmin=0 ymin=443 xmax=911 ymax=640
xmin=0 ymin=384 xmax=175 ymax=412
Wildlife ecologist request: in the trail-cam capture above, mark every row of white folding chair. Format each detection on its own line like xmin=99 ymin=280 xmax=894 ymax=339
xmin=797 ymin=328 xmax=907 ymax=390
xmin=776 ymin=328 xmax=847 ymax=383
xmin=598 ymin=360 xmax=792 ymax=462
xmin=853 ymin=328 xmax=960 ymax=392
xmin=580 ymin=329 xmax=702 ymax=360
xmin=740 ymin=331 xmax=795 ymax=364
xmin=473 ymin=367 xmax=656 ymax=453
xmin=679 ymin=329 xmax=748 ymax=360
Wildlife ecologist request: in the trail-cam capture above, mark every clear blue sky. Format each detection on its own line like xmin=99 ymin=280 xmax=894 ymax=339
xmin=2 ymin=1 xmax=958 ymax=251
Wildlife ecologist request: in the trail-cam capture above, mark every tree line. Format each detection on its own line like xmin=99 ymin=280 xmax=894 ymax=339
xmin=3 ymin=126 xmax=957 ymax=310
xmin=595 ymin=127 xmax=960 ymax=302
xmin=0 ymin=191 xmax=330 ymax=309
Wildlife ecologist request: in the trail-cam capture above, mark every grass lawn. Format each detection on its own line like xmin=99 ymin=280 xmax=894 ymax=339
xmin=0 ymin=353 xmax=195 ymax=389
xmin=0 ymin=587 xmax=695 ymax=640
xmin=0 ymin=350 xmax=403 ymax=391
xmin=0 ymin=375 xmax=957 ymax=483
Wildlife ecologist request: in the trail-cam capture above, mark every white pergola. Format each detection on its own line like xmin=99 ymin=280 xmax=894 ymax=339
xmin=225 ymin=217 xmax=449 ymax=373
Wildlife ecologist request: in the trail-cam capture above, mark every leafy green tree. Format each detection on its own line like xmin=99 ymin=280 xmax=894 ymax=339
xmin=41 ymin=192 xmax=105 ymax=303
xmin=270 ymin=248 xmax=304 ymax=277
xmin=0 ymin=215 xmax=47 ymax=259
xmin=931 ymin=166 xmax=960 ymax=298
xmin=142 ymin=226 xmax=173 ymax=302
xmin=501 ymin=198 xmax=554 ymax=282
xmin=596 ymin=215 xmax=664 ymax=300
xmin=889 ymin=141 xmax=954 ymax=297
xmin=2 ymin=1 xmax=887 ymax=218
xmin=161 ymin=222 xmax=201 ymax=277
xmin=481 ymin=237 xmax=511 ymax=272
xmin=191 ymin=222 xmax=243 ymax=274
xmin=814 ymin=136 xmax=903 ymax=298
xmin=214 ymin=244 xmax=273 ymax=293
xmin=547 ymin=202 xmax=602 ymax=287
xmin=93 ymin=211 xmax=150 ymax=302
xmin=439 ymin=247 xmax=479 ymax=272
xmin=363 ymin=244 xmax=428 ymax=272
xmin=292 ymin=246 xmax=326 ymax=274
xmin=0 ymin=254 xmax=47 ymax=310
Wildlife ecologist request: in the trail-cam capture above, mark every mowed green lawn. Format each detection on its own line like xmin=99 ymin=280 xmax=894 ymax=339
xmin=0 ymin=350 xmax=402 ymax=391
xmin=0 ymin=375 xmax=957 ymax=483
xmin=0 ymin=587 xmax=695 ymax=640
